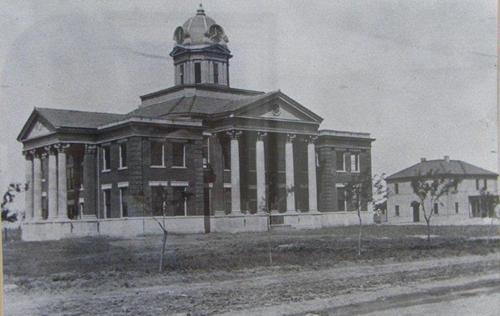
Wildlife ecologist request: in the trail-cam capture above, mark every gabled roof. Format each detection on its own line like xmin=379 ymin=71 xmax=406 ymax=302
xmin=386 ymin=159 xmax=498 ymax=181
xmin=17 ymin=108 xmax=126 ymax=141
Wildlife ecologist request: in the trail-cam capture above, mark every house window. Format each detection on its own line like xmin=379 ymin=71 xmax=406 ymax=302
xmin=394 ymin=183 xmax=399 ymax=194
xmin=194 ymin=62 xmax=201 ymax=84
xmin=103 ymin=188 xmax=111 ymax=218
xmin=151 ymin=185 xmax=168 ymax=216
xmin=213 ymin=63 xmax=219 ymax=84
xmin=395 ymin=205 xmax=400 ymax=216
xmin=179 ymin=64 xmax=184 ymax=85
xmin=483 ymin=179 xmax=488 ymax=190
xmin=336 ymin=151 xmax=344 ymax=171
xmin=102 ymin=146 xmax=111 ymax=171
xmin=476 ymin=179 xmax=480 ymax=190
xmin=433 ymin=203 xmax=439 ymax=214
xmin=455 ymin=202 xmax=459 ymax=214
xmin=120 ymin=187 xmax=128 ymax=217
xmin=337 ymin=187 xmax=346 ymax=211
xmin=351 ymin=153 xmax=360 ymax=172
xmin=151 ymin=141 xmax=164 ymax=167
xmin=343 ymin=153 xmax=350 ymax=171
xmin=172 ymin=143 xmax=186 ymax=167
xmin=173 ymin=186 xmax=187 ymax=216
xmin=203 ymin=137 xmax=210 ymax=168
xmin=119 ymin=143 xmax=127 ymax=169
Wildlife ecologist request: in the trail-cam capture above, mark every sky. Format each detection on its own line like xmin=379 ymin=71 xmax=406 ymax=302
xmin=0 ymin=0 xmax=497 ymax=186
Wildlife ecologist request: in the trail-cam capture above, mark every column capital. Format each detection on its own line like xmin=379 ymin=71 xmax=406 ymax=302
xmin=227 ymin=130 xmax=242 ymax=140
xmin=84 ymin=144 xmax=97 ymax=154
xmin=23 ymin=150 xmax=33 ymax=160
xmin=40 ymin=151 xmax=49 ymax=159
xmin=256 ymin=131 xmax=267 ymax=141
xmin=54 ymin=143 xmax=70 ymax=153
xmin=306 ymin=135 xmax=318 ymax=144
xmin=286 ymin=133 xmax=296 ymax=143
xmin=44 ymin=145 xmax=57 ymax=155
xmin=29 ymin=149 xmax=39 ymax=159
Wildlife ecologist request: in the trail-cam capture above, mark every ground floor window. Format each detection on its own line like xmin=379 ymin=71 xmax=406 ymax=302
xmin=120 ymin=187 xmax=128 ymax=217
xmin=433 ymin=203 xmax=439 ymax=215
xmin=151 ymin=186 xmax=167 ymax=216
xmin=395 ymin=205 xmax=400 ymax=216
xmin=337 ymin=187 xmax=346 ymax=211
xmin=103 ymin=189 xmax=111 ymax=218
xmin=455 ymin=202 xmax=459 ymax=214
xmin=173 ymin=186 xmax=187 ymax=216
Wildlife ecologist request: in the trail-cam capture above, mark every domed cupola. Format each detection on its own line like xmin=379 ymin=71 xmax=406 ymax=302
xmin=170 ymin=4 xmax=232 ymax=87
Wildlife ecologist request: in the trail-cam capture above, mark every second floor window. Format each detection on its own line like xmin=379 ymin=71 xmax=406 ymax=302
xmin=119 ymin=143 xmax=127 ymax=168
xmin=172 ymin=143 xmax=186 ymax=167
xmin=394 ymin=183 xmax=399 ymax=194
xmin=102 ymin=146 xmax=111 ymax=171
xmin=351 ymin=153 xmax=360 ymax=172
xmin=336 ymin=151 xmax=345 ymax=171
xmin=151 ymin=141 xmax=164 ymax=167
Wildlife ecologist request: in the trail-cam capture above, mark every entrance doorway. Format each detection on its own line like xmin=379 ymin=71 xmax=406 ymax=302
xmin=411 ymin=201 xmax=420 ymax=222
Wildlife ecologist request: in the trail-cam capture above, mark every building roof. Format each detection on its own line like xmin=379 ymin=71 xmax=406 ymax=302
xmin=386 ymin=158 xmax=498 ymax=181
xmin=173 ymin=5 xmax=228 ymax=46
xmin=36 ymin=107 xmax=126 ymax=129
xmin=129 ymin=91 xmax=277 ymax=118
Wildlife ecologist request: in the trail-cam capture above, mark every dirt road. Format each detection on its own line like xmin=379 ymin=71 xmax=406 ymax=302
xmin=3 ymin=225 xmax=500 ymax=315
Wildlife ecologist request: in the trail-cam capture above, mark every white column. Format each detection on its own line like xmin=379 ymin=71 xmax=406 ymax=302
xmin=47 ymin=146 xmax=57 ymax=219
xmin=32 ymin=151 xmax=43 ymax=220
xmin=228 ymin=131 xmax=242 ymax=214
xmin=307 ymin=137 xmax=319 ymax=212
xmin=56 ymin=144 xmax=69 ymax=219
xmin=24 ymin=152 xmax=33 ymax=220
xmin=256 ymin=132 xmax=267 ymax=213
xmin=285 ymin=134 xmax=296 ymax=212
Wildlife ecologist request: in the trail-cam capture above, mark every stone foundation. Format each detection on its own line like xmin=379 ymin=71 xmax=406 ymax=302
xmin=21 ymin=211 xmax=375 ymax=241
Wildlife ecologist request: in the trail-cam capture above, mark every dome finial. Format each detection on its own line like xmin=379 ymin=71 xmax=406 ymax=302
xmin=197 ymin=3 xmax=205 ymax=15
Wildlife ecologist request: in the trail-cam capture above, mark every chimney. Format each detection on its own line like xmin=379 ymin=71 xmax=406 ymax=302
xmin=444 ymin=155 xmax=450 ymax=162
xmin=420 ymin=157 xmax=426 ymax=162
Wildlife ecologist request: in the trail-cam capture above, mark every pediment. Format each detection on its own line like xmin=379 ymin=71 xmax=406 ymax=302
xmin=234 ymin=93 xmax=322 ymax=124
xmin=25 ymin=120 xmax=53 ymax=139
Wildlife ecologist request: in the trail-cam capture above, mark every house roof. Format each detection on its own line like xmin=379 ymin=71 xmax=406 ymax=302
xmin=386 ymin=159 xmax=498 ymax=181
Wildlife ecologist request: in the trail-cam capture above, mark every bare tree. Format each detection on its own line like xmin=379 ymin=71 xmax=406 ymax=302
xmin=372 ymin=173 xmax=389 ymax=223
xmin=344 ymin=176 xmax=372 ymax=256
xmin=152 ymin=185 xmax=169 ymax=272
xmin=477 ymin=188 xmax=500 ymax=244
xmin=410 ymin=170 xmax=460 ymax=246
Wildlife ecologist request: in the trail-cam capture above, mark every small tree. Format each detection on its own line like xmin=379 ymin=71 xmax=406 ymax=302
xmin=2 ymin=183 xmax=26 ymax=222
xmin=344 ymin=176 xmax=372 ymax=256
xmin=477 ymin=188 xmax=500 ymax=244
xmin=372 ymin=173 xmax=389 ymax=222
xmin=410 ymin=170 xmax=460 ymax=246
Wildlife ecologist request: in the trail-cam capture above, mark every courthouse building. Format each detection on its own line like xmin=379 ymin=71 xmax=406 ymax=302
xmin=17 ymin=6 xmax=374 ymax=240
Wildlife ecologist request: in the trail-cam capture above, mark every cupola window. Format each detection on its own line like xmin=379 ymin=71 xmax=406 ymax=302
xmin=194 ymin=62 xmax=201 ymax=84
xmin=213 ymin=63 xmax=219 ymax=84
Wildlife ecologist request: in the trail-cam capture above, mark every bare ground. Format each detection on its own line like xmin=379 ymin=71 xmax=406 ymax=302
xmin=3 ymin=225 xmax=500 ymax=315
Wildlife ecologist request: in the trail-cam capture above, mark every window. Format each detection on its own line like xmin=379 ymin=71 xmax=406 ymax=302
xmin=179 ymin=64 xmax=184 ymax=85
xmin=476 ymin=179 xmax=480 ymax=190
xmin=336 ymin=151 xmax=344 ymax=171
xmin=151 ymin=185 xmax=167 ymax=216
xmin=102 ymin=146 xmax=111 ymax=171
xmin=433 ymin=203 xmax=439 ymax=214
xmin=103 ymin=189 xmax=111 ymax=218
xmin=395 ymin=205 xmax=400 ymax=216
xmin=194 ymin=62 xmax=201 ymax=84
xmin=173 ymin=186 xmax=187 ymax=216
xmin=483 ymin=179 xmax=488 ymax=190
xmin=151 ymin=141 xmax=164 ymax=167
xmin=120 ymin=187 xmax=128 ymax=217
xmin=394 ymin=183 xmax=399 ymax=194
xmin=203 ymin=137 xmax=210 ymax=168
xmin=337 ymin=187 xmax=346 ymax=211
xmin=172 ymin=142 xmax=186 ymax=167
xmin=119 ymin=143 xmax=127 ymax=169
xmin=213 ymin=63 xmax=219 ymax=84
xmin=455 ymin=202 xmax=459 ymax=214
xmin=351 ymin=153 xmax=360 ymax=172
